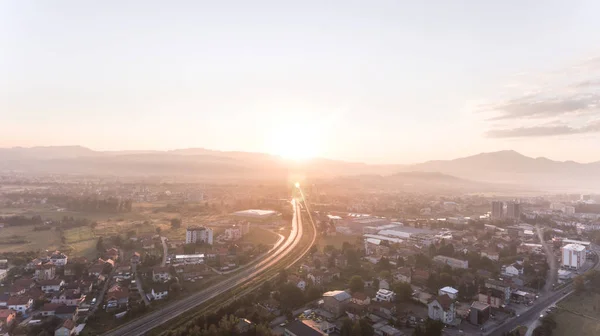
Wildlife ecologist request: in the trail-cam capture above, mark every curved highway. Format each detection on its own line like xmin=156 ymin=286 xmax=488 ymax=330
xmin=102 ymin=199 xmax=309 ymax=336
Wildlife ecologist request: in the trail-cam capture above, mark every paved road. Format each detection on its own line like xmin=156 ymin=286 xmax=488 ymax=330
xmin=102 ymin=199 xmax=312 ymax=336
xmin=487 ymin=244 xmax=599 ymax=336
xmin=160 ymin=237 xmax=168 ymax=267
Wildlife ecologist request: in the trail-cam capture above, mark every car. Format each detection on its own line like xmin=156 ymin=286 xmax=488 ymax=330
xmin=279 ymin=323 xmax=286 ymax=327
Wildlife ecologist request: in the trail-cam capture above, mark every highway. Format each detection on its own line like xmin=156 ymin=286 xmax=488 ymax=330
xmin=487 ymin=244 xmax=600 ymax=336
xmin=102 ymin=198 xmax=313 ymax=336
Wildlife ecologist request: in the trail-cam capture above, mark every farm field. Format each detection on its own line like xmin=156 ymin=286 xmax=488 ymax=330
xmin=553 ymin=292 xmax=600 ymax=336
xmin=316 ymin=234 xmax=361 ymax=251
xmin=0 ymin=225 xmax=62 ymax=253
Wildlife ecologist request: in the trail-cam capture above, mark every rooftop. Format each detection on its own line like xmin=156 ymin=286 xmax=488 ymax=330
xmin=471 ymin=301 xmax=490 ymax=311
xmin=563 ymin=243 xmax=586 ymax=252
xmin=232 ymin=209 xmax=278 ymax=218
xmin=323 ymin=290 xmax=351 ymax=302
xmin=284 ymin=320 xmax=325 ymax=336
xmin=440 ymin=286 xmax=459 ymax=294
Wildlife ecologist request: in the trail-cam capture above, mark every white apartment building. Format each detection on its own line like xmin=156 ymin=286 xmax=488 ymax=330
xmin=562 ymin=243 xmax=586 ymax=269
xmin=374 ymin=289 xmax=395 ymax=302
xmin=186 ymin=226 xmax=213 ymax=245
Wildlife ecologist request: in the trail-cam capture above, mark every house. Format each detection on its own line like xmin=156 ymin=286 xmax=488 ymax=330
xmin=152 ymin=266 xmax=171 ymax=282
xmin=55 ymin=318 xmax=76 ymax=336
xmin=287 ymin=274 xmax=306 ymax=291
xmin=41 ymin=303 xmax=62 ymax=316
xmin=105 ymin=248 xmax=119 ymax=261
xmin=484 ymin=279 xmax=512 ymax=305
xmin=369 ymin=300 xmax=397 ymax=319
xmin=55 ymin=305 xmax=78 ymax=320
xmin=284 ymin=320 xmax=327 ymax=336
xmin=50 ymin=290 xmax=84 ymax=306
xmin=322 ymin=290 xmax=351 ymax=317
xmin=374 ymin=289 xmax=395 ymax=302
xmin=7 ymin=296 xmax=33 ymax=313
xmin=40 ymin=279 xmax=65 ymax=293
xmin=480 ymin=250 xmax=499 ymax=261
xmin=478 ymin=288 xmax=505 ymax=308
xmin=149 ymin=283 xmax=170 ymax=300
xmin=0 ymin=309 xmax=16 ymax=328
xmin=334 ymin=256 xmax=347 ymax=268
xmin=35 ymin=263 xmax=56 ymax=280
xmin=63 ymin=264 xmax=77 ymax=277
xmin=427 ymin=295 xmax=456 ymax=325
xmin=106 ymin=287 xmax=129 ymax=309
xmin=114 ymin=265 xmax=132 ymax=280
xmin=26 ymin=258 xmax=43 ymax=271
xmin=393 ymin=267 xmax=411 ymax=284
xmin=351 ymin=292 xmax=371 ymax=306
xmin=130 ymin=252 xmax=141 ymax=264
xmin=49 ymin=251 xmax=68 ymax=266
xmin=374 ymin=324 xmax=403 ymax=336
xmin=236 ymin=318 xmax=254 ymax=334
xmin=503 ymin=264 xmax=523 ymax=277
xmin=438 ymin=286 xmax=459 ymax=300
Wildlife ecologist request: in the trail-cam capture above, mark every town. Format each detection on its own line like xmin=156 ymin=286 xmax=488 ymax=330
xmin=1 ymin=175 xmax=599 ymax=336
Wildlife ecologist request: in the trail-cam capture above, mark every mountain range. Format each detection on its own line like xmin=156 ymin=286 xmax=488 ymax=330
xmin=0 ymin=146 xmax=599 ymax=191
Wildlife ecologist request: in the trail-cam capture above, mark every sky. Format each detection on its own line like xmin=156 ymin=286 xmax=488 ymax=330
xmin=2 ymin=0 xmax=600 ymax=164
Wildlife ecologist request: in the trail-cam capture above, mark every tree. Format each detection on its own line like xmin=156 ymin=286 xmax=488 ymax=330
xmin=349 ymin=275 xmax=365 ymax=293
xmin=156 ymin=227 xmax=162 ymax=235
xmin=170 ymin=218 xmax=182 ymax=229
xmin=279 ymin=283 xmax=304 ymax=309
xmin=393 ymin=282 xmax=412 ymax=302
xmin=96 ymin=237 xmax=105 ymax=252
xmin=377 ymin=257 xmax=391 ymax=271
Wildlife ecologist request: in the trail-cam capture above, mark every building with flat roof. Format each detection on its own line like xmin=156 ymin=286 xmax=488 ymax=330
xmin=283 ymin=320 xmax=326 ymax=336
xmin=562 ymin=243 xmax=586 ymax=269
xmin=469 ymin=301 xmax=491 ymax=325
xmin=185 ymin=226 xmax=213 ymax=245
xmin=232 ymin=209 xmax=279 ymax=221
xmin=433 ymin=255 xmax=468 ymax=269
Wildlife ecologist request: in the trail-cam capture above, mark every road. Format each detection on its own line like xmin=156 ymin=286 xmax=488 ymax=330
xmin=102 ymin=199 xmax=312 ymax=336
xmin=487 ymin=244 xmax=600 ymax=336
xmin=133 ymin=262 xmax=151 ymax=306
xmin=160 ymin=237 xmax=168 ymax=267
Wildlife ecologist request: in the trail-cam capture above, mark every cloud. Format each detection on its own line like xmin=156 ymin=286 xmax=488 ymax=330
xmin=487 ymin=95 xmax=598 ymax=120
xmin=481 ymin=55 xmax=600 ymax=138
xmin=486 ymin=120 xmax=600 ymax=138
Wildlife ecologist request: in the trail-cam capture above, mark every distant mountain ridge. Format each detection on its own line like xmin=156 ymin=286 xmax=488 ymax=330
xmin=0 ymin=146 xmax=598 ymax=191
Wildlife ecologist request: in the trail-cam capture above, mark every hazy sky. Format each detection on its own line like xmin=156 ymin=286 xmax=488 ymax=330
xmin=2 ymin=1 xmax=600 ymax=163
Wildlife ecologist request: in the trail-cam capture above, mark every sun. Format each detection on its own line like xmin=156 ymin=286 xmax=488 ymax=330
xmin=268 ymin=121 xmax=320 ymax=161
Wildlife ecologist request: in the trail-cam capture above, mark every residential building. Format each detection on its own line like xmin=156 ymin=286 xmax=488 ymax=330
xmin=562 ymin=243 xmax=586 ymax=270
xmin=224 ymin=223 xmax=250 ymax=241
xmin=40 ymin=303 xmax=62 ymax=316
xmin=506 ymin=202 xmax=521 ymax=220
xmin=49 ymin=251 xmax=68 ymax=266
xmin=55 ymin=305 xmax=78 ymax=320
xmin=393 ymin=267 xmax=411 ymax=284
xmin=7 ymin=296 xmax=33 ymax=313
xmin=322 ymin=290 xmax=351 ymax=317
xmin=50 ymin=290 xmax=84 ymax=306
xmin=351 ymin=292 xmax=371 ymax=306
xmin=55 ymin=319 xmax=76 ymax=336
xmin=480 ymin=250 xmax=499 ymax=261
xmin=433 ymin=255 xmax=468 ymax=269
xmin=149 ymin=283 xmax=169 ymax=300
xmin=284 ymin=320 xmax=326 ymax=336
xmin=438 ymin=286 xmax=459 ymax=300
xmin=287 ymin=275 xmax=306 ymax=291
xmin=502 ymin=264 xmax=523 ymax=277
xmin=0 ymin=270 xmax=6 ymax=282
xmin=152 ymin=266 xmax=172 ymax=282
xmin=40 ymin=279 xmax=65 ymax=293
xmin=114 ymin=265 xmax=132 ymax=280
xmin=469 ymin=301 xmax=491 ymax=325
xmin=375 ymin=289 xmax=395 ymax=302
xmin=491 ymin=201 xmax=504 ymax=220
xmin=185 ymin=226 xmax=213 ymax=245
xmin=478 ymin=288 xmax=504 ymax=308
xmin=484 ymin=279 xmax=512 ymax=305
xmin=427 ymin=295 xmax=455 ymax=324
xmin=35 ymin=263 xmax=56 ymax=280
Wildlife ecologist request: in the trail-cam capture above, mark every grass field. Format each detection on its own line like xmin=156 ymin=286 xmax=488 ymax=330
xmin=240 ymin=228 xmax=279 ymax=246
xmin=315 ymin=234 xmax=361 ymax=251
xmin=0 ymin=226 xmax=62 ymax=253
xmin=553 ymin=292 xmax=600 ymax=336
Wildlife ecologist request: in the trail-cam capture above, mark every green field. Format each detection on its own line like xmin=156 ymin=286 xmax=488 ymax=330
xmin=241 ymin=228 xmax=279 ymax=246
xmin=553 ymin=293 xmax=600 ymax=336
xmin=0 ymin=226 xmax=62 ymax=253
